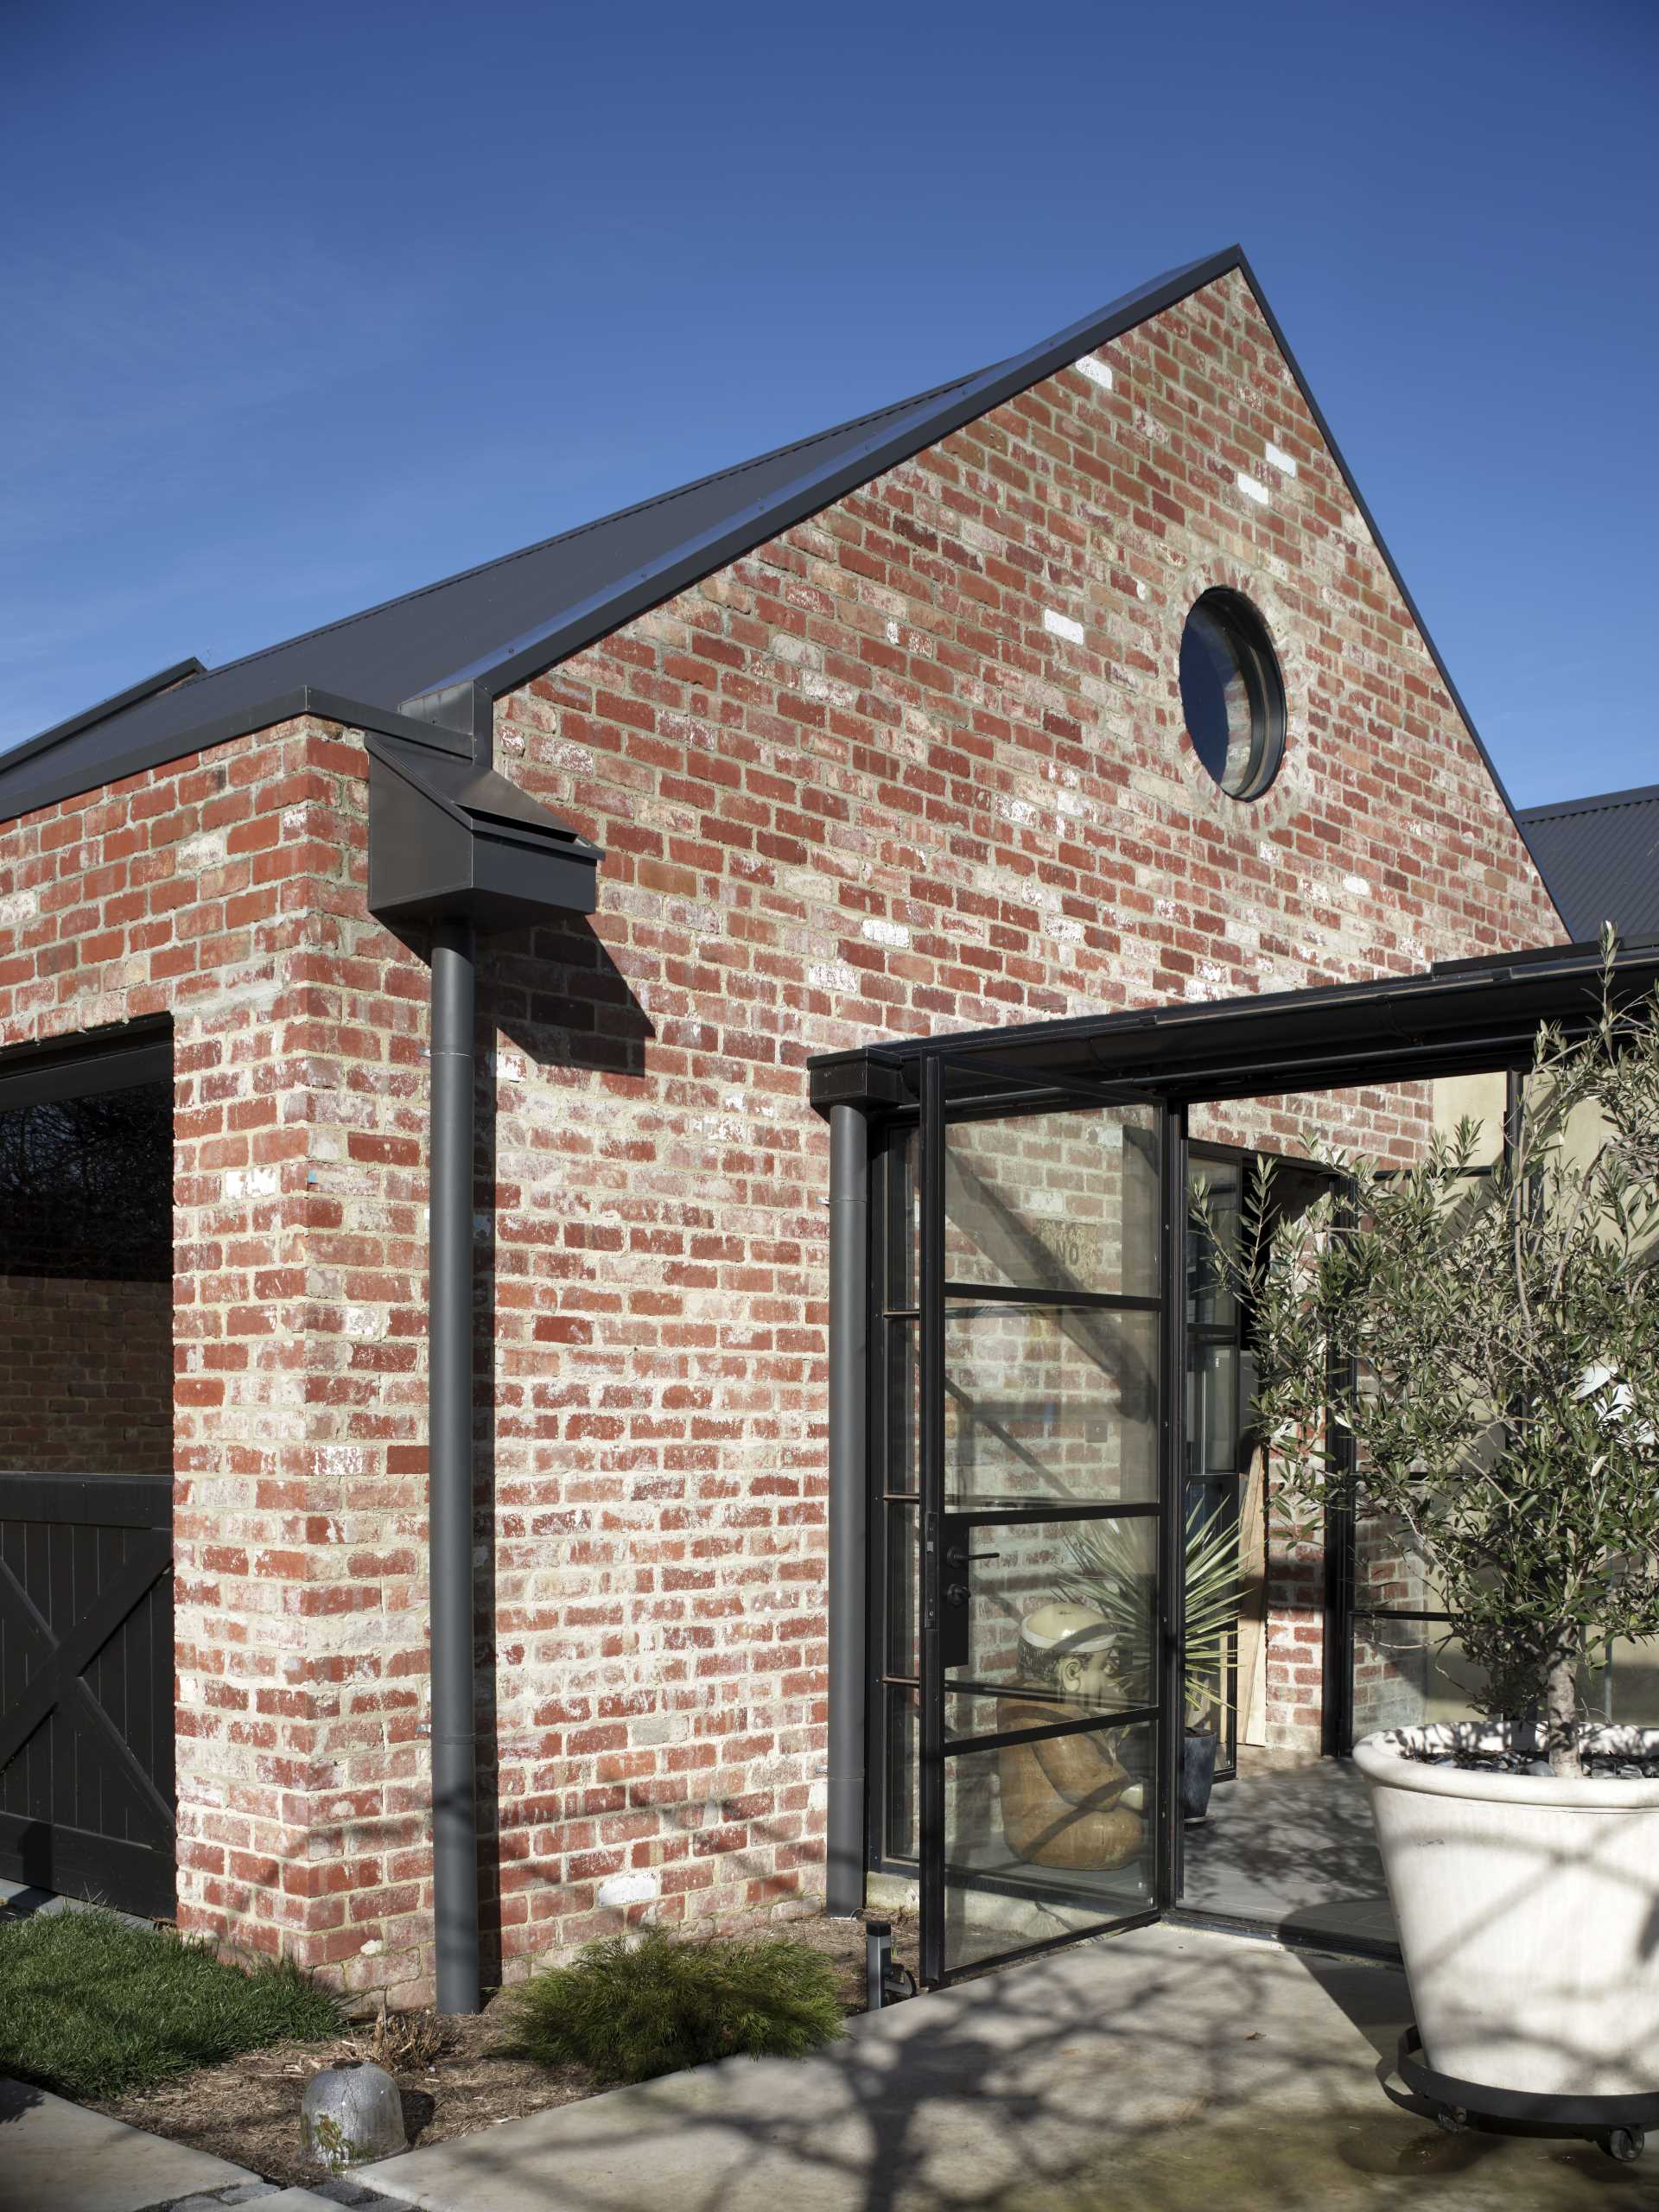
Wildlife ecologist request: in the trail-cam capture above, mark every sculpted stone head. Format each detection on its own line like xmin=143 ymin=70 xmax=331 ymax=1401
xmin=1020 ymin=1601 xmax=1120 ymax=1704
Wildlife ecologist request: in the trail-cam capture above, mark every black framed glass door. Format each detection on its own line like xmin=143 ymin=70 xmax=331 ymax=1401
xmin=915 ymin=1058 xmax=1175 ymax=1984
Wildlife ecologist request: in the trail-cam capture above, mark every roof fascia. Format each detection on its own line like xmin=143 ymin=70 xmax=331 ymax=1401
xmin=0 ymin=658 xmax=206 ymax=774
xmin=1225 ymin=251 xmax=1564 ymax=931
xmin=0 ymin=686 xmax=472 ymax=827
xmin=805 ymin=932 xmax=1650 ymax=1106
xmin=404 ymin=247 xmax=1244 ymax=716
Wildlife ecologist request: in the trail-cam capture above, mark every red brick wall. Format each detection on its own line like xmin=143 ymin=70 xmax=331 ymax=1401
xmin=0 ymin=267 xmax=1562 ymax=1999
xmin=0 ymin=721 xmax=435 ymax=1987
xmin=481 ymin=266 xmax=1558 ymax=1944
xmin=0 ymin=1275 xmax=172 ymax=1473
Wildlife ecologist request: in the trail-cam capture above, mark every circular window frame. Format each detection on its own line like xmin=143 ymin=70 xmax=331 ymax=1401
xmin=1178 ymin=588 xmax=1287 ymax=803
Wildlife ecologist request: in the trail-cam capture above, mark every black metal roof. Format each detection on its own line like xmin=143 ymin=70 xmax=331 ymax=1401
xmin=1517 ymin=787 xmax=1659 ymax=944
xmin=808 ymin=933 xmax=1659 ymax=1112
xmin=0 ymin=243 xmax=1534 ymax=869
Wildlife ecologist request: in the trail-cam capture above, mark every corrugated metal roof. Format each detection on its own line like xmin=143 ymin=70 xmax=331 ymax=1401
xmin=1517 ymin=787 xmax=1659 ymax=943
xmin=0 ymin=363 xmax=984 ymax=822
xmin=0 ymin=240 xmax=1543 ymax=898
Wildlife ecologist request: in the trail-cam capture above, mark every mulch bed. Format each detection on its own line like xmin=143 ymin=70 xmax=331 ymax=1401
xmin=92 ymin=1908 xmax=919 ymax=2192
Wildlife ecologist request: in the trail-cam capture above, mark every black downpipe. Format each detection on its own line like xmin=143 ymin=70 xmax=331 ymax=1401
xmin=825 ymin=1103 xmax=870 ymax=1916
xmin=429 ymin=917 xmax=481 ymax=2013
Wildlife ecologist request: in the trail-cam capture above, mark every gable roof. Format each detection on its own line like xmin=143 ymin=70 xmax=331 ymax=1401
xmin=1518 ymin=786 xmax=1659 ymax=943
xmin=0 ymin=243 xmax=1536 ymax=877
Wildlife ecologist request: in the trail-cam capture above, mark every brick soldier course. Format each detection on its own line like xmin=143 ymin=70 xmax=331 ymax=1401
xmin=0 ymin=248 xmax=1562 ymax=2004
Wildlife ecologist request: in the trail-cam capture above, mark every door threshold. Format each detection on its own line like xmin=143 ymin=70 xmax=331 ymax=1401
xmin=1162 ymin=1904 xmax=1402 ymax=1965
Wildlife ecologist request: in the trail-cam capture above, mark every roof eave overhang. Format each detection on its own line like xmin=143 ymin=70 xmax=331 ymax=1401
xmin=808 ymin=937 xmax=1659 ymax=1113
xmin=0 ymin=686 xmax=473 ymax=827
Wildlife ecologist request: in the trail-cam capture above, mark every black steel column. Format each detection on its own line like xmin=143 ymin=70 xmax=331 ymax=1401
xmin=1321 ymin=1185 xmax=1358 ymax=1759
xmin=825 ymin=1102 xmax=871 ymax=1916
xmin=429 ymin=916 xmax=481 ymax=2013
xmin=1155 ymin=1099 xmax=1188 ymax=1910
xmin=917 ymin=1056 xmax=947 ymax=1986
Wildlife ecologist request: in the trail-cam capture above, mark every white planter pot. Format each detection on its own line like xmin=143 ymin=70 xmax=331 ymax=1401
xmin=1355 ymin=1724 xmax=1659 ymax=2097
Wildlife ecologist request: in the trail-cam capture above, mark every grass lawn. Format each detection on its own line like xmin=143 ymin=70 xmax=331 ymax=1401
xmin=0 ymin=1907 xmax=341 ymax=2099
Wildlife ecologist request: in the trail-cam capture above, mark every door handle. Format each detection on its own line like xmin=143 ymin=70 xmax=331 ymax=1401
xmin=945 ymin=1546 xmax=1001 ymax=1567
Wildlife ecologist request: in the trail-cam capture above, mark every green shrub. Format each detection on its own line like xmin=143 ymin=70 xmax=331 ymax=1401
xmin=0 ymin=1907 xmax=341 ymax=2098
xmin=498 ymin=1925 xmax=845 ymax=2084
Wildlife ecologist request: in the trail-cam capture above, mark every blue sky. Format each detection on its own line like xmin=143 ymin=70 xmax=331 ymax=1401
xmin=2 ymin=0 xmax=1653 ymax=806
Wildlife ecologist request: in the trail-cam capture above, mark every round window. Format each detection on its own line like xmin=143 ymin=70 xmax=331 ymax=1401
xmin=1178 ymin=590 xmax=1286 ymax=800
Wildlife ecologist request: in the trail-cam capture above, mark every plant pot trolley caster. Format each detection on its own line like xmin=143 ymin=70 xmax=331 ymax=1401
xmin=1399 ymin=2026 xmax=1658 ymax=2161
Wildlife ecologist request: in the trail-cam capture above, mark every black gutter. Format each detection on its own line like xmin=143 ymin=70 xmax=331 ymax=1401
xmin=806 ymin=937 xmax=1659 ymax=1108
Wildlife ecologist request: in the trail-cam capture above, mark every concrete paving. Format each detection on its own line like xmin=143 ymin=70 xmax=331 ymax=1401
xmin=364 ymin=1923 xmax=1659 ymax=2211
xmin=1181 ymin=1758 xmax=1398 ymax=1952
xmin=0 ymin=2076 xmax=259 ymax=2212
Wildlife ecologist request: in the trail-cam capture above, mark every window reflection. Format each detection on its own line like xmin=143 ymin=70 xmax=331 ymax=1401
xmin=0 ymin=1080 xmax=173 ymax=1477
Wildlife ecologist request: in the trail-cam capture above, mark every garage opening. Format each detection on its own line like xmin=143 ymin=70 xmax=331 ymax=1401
xmin=0 ymin=1028 xmax=175 ymax=1916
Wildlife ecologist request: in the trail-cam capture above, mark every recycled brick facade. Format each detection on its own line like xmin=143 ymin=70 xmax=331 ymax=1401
xmin=0 ymin=267 xmax=1561 ymax=2001
xmin=0 ymin=1277 xmax=173 ymax=1475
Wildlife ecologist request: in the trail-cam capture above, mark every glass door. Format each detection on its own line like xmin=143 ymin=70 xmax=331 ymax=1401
xmin=917 ymin=1058 xmax=1174 ymax=1984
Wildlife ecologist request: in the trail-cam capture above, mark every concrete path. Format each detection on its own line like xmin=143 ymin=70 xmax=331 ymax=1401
xmin=0 ymin=2076 xmax=385 ymax=2212
xmin=364 ymin=1923 xmax=1659 ymax=2211
xmin=1181 ymin=1760 xmax=1396 ymax=1952
xmin=0 ymin=2076 xmax=262 ymax=2211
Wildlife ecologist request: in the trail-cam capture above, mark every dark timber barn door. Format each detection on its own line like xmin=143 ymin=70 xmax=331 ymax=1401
xmin=0 ymin=1474 xmax=175 ymax=1916
xmin=0 ymin=1028 xmax=177 ymax=1918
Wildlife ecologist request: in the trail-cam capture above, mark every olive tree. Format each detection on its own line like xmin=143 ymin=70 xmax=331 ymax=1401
xmin=1215 ymin=942 xmax=1659 ymax=1778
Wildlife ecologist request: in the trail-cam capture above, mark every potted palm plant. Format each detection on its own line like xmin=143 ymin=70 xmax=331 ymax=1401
xmin=1211 ymin=940 xmax=1659 ymax=2103
xmin=1060 ymin=1497 xmax=1239 ymax=1820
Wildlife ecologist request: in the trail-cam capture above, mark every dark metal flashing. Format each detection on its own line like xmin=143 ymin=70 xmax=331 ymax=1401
xmin=807 ymin=1052 xmax=907 ymax=1116
xmin=3 ymin=685 xmax=473 ymax=823
xmin=395 ymin=241 xmax=1548 ymax=909
xmin=400 ymin=677 xmax=495 ymax=761
xmin=0 ymin=659 xmax=205 ymax=778
xmin=1231 ymin=275 xmax=1540 ymax=880
xmin=806 ymin=936 xmax=1659 ymax=1109
xmin=365 ymin=731 xmax=601 ymax=931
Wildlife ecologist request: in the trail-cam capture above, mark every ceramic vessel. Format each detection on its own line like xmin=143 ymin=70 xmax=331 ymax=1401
xmin=1355 ymin=1724 xmax=1659 ymax=2097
